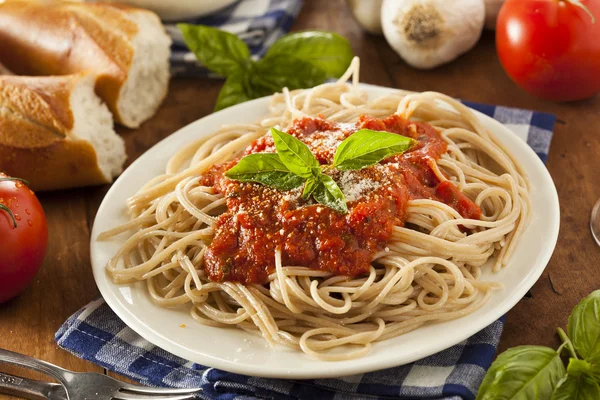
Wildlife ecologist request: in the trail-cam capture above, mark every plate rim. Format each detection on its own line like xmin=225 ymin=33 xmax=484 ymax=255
xmin=90 ymin=84 xmax=560 ymax=378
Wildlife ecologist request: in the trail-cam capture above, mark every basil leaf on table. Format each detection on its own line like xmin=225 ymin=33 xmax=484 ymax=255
xmin=551 ymin=375 xmax=600 ymax=400
xmin=214 ymin=72 xmax=255 ymax=111
xmin=333 ymin=129 xmax=416 ymax=170
xmin=476 ymin=346 xmax=566 ymax=400
xmin=253 ymin=55 xmax=329 ymax=93
xmin=568 ymin=290 xmax=600 ymax=363
xmin=178 ymin=24 xmax=251 ymax=77
xmin=312 ymin=175 xmax=348 ymax=214
xmin=178 ymin=24 xmax=356 ymax=110
xmin=224 ymin=153 xmax=304 ymax=191
xmin=263 ymin=31 xmax=354 ymax=78
xmin=270 ymin=128 xmax=320 ymax=179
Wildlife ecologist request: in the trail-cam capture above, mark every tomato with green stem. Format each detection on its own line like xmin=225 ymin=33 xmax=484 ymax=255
xmin=0 ymin=174 xmax=48 ymax=303
xmin=496 ymin=0 xmax=600 ymax=101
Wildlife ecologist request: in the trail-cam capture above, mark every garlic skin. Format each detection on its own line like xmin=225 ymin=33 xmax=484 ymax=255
xmin=381 ymin=0 xmax=485 ymax=69
xmin=346 ymin=0 xmax=383 ymax=35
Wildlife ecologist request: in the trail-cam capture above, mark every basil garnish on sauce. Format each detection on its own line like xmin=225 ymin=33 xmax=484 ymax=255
xmin=333 ymin=129 xmax=416 ymax=170
xmin=224 ymin=127 xmax=415 ymax=213
xmin=270 ymin=128 xmax=320 ymax=179
xmin=224 ymin=153 xmax=304 ymax=191
xmin=178 ymin=25 xmax=354 ymax=111
xmin=477 ymin=290 xmax=600 ymax=400
xmin=312 ymin=175 xmax=348 ymax=214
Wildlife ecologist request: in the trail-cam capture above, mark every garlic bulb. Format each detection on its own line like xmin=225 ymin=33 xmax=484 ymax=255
xmin=484 ymin=0 xmax=506 ymax=30
xmin=381 ymin=0 xmax=485 ymax=69
xmin=346 ymin=0 xmax=383 ymax=35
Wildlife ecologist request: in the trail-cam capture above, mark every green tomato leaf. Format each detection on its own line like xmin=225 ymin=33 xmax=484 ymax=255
xmin=477 ymin=346 xmax=566 ymax=400
xmin=333 ymin=129 xmax=417 ymax=170
xmin=568 ymin=290 xmax=600 ymax=363
xmin=178 ymin=24 xmax=250 ymax=77
xmin=270 ymin=128 xmax=320 ymax=179
xmin=214 ymin=72 xmax=254 ymax=111
xmin=550 ymin=375 xmax=600 ymax=400
xmin=312 ymin=175 xmax=348 ymax=214
xmin=224 ymin=153 xmax=304 ymax=191
xmin=302 ymin=176 xmax=320 ymax=200
xmin=263 ymin=31 xmax=354 ymax=78
xmin=253 ymin=55 xmax=329 ymax=92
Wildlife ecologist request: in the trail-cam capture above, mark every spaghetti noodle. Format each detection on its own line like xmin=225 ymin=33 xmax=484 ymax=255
xmin=100 ymin=58 xmax=530 ymax=361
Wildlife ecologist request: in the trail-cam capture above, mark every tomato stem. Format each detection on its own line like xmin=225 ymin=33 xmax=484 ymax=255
xmin=0 ymin=204 xmax=17 ymax=228
xmin=565 ymin=0 xmax=596 ymax=23
xmin=0 ymin=177 xmax=29 ymax=186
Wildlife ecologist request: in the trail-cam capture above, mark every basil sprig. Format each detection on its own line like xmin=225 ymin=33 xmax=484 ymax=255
xmin=477 ymin=290 xmax=600 ymax=400
xmin=568 ymin=290 xmax=600 ymax=364
xmin=178 ymin=25 xmax=354 ymax=111
xmin=224 ymin=153 xmax=304 ymax=191
xmin=224 ymin=127 xmax=415 ymax=213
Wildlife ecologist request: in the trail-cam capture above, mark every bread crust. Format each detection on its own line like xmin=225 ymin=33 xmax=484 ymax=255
xmin=0 ymin=1 xmax=155 ymax=126
xmin=0 ymin=74 xmax=109 ymax=191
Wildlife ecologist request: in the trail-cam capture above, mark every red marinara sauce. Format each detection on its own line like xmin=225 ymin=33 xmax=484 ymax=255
xmin=201 ymin=115 xmax=481 ymax=284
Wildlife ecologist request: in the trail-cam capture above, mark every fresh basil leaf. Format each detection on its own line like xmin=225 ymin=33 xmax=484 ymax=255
xmin=214 ymin=72 xmax=254 ymax=111
xmin=263 ymin=31 xmax=354 ymax=78
xmin=302 ymin=176 xmax=319 ymax=200
xmin=270 ymin=128 xmax=320 ymax=179
xmin=254 ymin=55 xmax=329 ymax=92
xmin=178 ymin=24 xmax=250 ymax=77
xmin=567 ymin=358 xmax=594 ymax=378
xmin=590 ymin=363 xmax=600 ymax=381
xmin=551 ymin=375 xmax=600 ymax=400
xmin=333 ymin=129 xmax=416 ymax=170
xmin=224 ymin=153 xmax=304 ymax=191
xmin=477 ymin=346 xmax=566 ymax=400
xmin=568 ymin=290 xmax=600 ymax=363
xmin=312 ymin=175 xmax=348 ymax=214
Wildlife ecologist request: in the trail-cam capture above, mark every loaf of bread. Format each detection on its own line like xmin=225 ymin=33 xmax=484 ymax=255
xmin=0 ymin=1 xmax=172 ymax=128
xmin=0 ymin=74 xmax=126 ymax=191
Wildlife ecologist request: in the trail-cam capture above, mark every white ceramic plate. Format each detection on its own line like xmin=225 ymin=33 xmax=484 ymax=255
xmin=90 ymin=84 xmax=560 ymax=379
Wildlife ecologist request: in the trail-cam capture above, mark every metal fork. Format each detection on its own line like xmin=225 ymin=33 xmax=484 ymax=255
xmin=0 ymin=348 xmax=202 ymax=400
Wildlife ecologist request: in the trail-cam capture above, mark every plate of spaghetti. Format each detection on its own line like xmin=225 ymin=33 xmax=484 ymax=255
xmin=91 ymin=59 xmax=559 ymax=378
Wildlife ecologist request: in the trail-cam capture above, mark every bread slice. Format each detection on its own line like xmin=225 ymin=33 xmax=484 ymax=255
xmin=0 ymin=74 xmax=126 ymax=191
xmin=117 ymin=7 xmax=172 ymax=128
xmin=0 ymin=1 xmax=172 ymax=128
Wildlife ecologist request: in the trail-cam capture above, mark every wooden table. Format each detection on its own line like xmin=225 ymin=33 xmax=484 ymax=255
xmin=1 ymin=0 xmax=599 ymax=394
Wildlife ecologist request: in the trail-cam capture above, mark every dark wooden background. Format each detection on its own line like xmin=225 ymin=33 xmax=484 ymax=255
xmin=1 ymin=0 xmax=599 ymax=394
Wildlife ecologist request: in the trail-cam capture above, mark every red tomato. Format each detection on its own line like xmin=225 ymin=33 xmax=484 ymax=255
xmin=0 ymin=173 xmax=48 ymax=303
xmin=496 ymin=0 xmax=600 ymax=101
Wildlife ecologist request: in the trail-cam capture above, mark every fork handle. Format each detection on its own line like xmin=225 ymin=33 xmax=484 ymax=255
xmin=0 ymin=348 xmax=67 ymax=383
xmin=0 ymin=371 xmax=61 ymax=400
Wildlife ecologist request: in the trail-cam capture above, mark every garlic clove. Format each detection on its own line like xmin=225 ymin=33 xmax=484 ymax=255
xmin=381 ymin=0 xmax=485 ymax=70
xmin=346 ymin=0 xmax=384 ymax=35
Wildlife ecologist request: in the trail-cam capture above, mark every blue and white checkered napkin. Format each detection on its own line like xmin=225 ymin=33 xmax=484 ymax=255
xmin=56 ymin=103 xmax=556 ymax=400
xmin=168 ymin=0 xmax=303 ymax=77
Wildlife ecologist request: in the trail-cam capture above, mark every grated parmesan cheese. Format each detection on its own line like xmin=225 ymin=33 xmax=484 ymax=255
xmin=338 ymin=170 xmax=381 ymax=203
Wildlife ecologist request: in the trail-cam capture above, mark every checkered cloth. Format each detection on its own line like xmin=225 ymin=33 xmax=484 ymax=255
xmin=56 ymin=103 xmax=556 ymax=400
xmin=168 ymin=0 xmax=303 ymax=77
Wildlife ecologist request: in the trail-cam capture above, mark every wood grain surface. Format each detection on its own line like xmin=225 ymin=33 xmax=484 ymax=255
xmin=1 ymin=0 xmax=599 ymax=396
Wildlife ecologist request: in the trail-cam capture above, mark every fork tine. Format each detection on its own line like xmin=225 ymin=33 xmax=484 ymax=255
xmin=113 ymin=393 xmax=197 ymax=400
xmin=120 ymin=384 xmax=202 ymax=395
